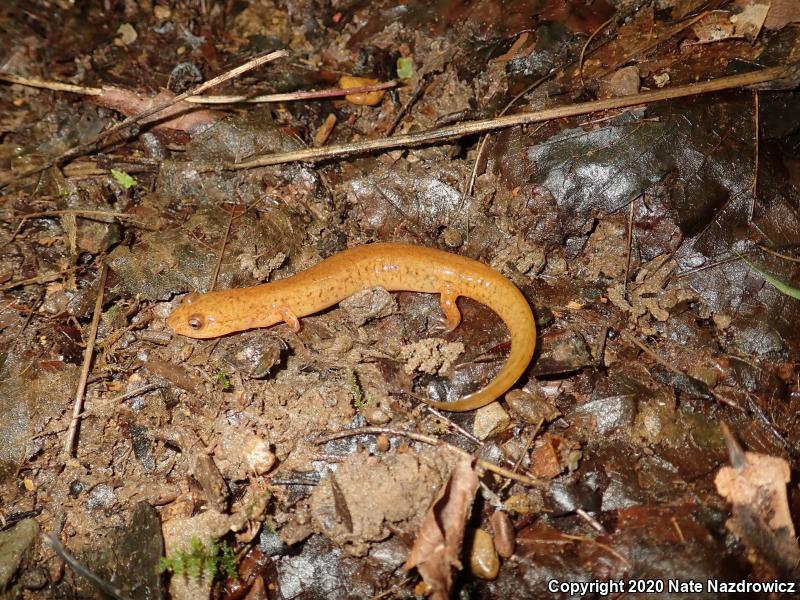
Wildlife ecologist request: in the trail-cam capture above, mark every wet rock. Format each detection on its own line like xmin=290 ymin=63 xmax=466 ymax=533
xmin=468 ymin=528 xmax=500 ymax=580
xmin=223 ymin=335 xmax=284 ymax=379
xmin=531 ymin=328 xmax=593 ymax=376
xmin=490 ymin=511 xmax=515 ymax=558
xmin=505 ymin=388 xmax=561 ymax=425
xmin=85 ymin=483 xmax=117 ymax=511
xmin=113 ymin=502 xmax=164 ymax=600
xmin=570 ymin=394 xmax=636 ymax=436
xmin=472 ymin=402 xmax=511 ymax=440
xmin=0 ymin=519 xmax=39 ymax=591
xmin=19 ymin=566 xmax=48 ymax=590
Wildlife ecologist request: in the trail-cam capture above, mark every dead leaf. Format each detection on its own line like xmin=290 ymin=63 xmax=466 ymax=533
xmin=92 ymin=86 xmax=222 ymax=135
xmin=403 ymin=451 xmax=479 ymax=600
xmin=715 ymin=451 xmax=800 ymax=576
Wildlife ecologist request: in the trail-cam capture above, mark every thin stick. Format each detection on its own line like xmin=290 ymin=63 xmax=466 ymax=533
xmin=424 ymin=405 xmax=484 ymax=446
xmin=63 ymin=262 xmax=108 ymax=458
xmin=3 ymin=49 xmax=288 ymax=188
xmin=315 ymin=426 xmax=545 ymax=487
xmin=0 ymin=267 xmax=79 ymax=291
xmin=184 ymin=80 xmax=397 ymax=104
xmin=578 ymin=16 xmax=613 ymax=94
xmin=109 ymin=383 xmax=162 ymax=404
xmin=209 ymin=209 xmax=234 ymax=291
xmin=749 ymin=90 xmax=759 ymax=222
xmin=0 ymin=71 xmax=395 ymax=105
xmin=223 ymin=64 xmax=790 ymax=170
xmin=0 ymin=73 xmax=102 ymax=95
xmin=757 ymin=244 xmax=800 ymax=263
xmin=623 ymin=196 xmax=636 ymax=290
xmin=0 ymin=209 xmax=153 ymax=231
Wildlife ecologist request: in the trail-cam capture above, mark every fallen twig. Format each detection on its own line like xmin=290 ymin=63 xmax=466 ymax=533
xmin=1 ymin=49 xmax=289 ymax=188
xmin=221 ymin=63 xmax=791 ymax=171
xmin=0 ymin=72 xmax=396 ymax=105
xmin=63 ymin=262 xmax=108 ymax=458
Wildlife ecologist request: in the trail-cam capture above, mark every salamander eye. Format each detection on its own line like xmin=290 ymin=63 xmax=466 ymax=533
xmin=188 ymin=314 xmax=204 ymax=330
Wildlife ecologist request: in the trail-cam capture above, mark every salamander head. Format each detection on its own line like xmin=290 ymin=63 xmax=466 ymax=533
xmin=167 ymin=292 xmax=237 ymax=339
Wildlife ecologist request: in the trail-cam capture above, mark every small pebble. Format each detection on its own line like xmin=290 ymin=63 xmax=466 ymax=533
xmin=490 ymin=511 xmax=515 ymax=558
xmin=469 ymin=528 xmax=500 ymax=580
xmin=504 ymin=494 xmax=531 ymax=514
xmin=362 ymin=404 xmax=391 ymax=425
xmin=375 ymin=434 xmax=390 ymax=452
xmin=243 ymin=435 xmax=276 ymax=475
xmin=505 ymin=389 xmax=561 ymax=425
xmin=472 ymin=402 xmax=510 ymax=440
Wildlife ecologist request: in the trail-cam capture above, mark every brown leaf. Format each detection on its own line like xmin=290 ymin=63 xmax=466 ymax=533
xmin=403 ymin=451 xmax=479 ymax=600
xmin=715 ymin=452 xmax=800 ymax=576
xmin=93 ymin=86 xmax=222 ymax=134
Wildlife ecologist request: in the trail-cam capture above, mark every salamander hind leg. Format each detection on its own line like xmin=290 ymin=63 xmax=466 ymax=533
xmin=439 ymin=282 xmax=462 ymax=332
xmin=278 ymin=307 xmax=302 ymax=333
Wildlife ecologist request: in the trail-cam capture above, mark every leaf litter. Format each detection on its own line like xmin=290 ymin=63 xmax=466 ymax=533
xmin=0 ymin=0 xmax=799 ymax=598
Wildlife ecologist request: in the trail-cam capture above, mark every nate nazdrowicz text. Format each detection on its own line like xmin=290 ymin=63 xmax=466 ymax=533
xmin=547 ymin=578 xmax=795 ymax=596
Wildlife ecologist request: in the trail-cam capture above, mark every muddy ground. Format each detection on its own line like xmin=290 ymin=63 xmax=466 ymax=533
xmin=1 ymin=0 xmax=800 ymax=599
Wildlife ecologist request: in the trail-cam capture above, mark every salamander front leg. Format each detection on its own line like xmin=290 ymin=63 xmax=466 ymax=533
xmin=439 ymin=282 xmax=462 ymax=332
xmin=278 ymin=307 xmax=301 ymax=333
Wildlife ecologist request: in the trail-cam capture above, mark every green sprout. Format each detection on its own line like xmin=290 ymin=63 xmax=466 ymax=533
xmin=396 ymin=56 xmax=413 ymax=80
xmin=159 ymin=537 xmax=238 ymax=581
xmin=110 ymin=169 xmax=137 ymax=189
xmin=213 ymin=370 xmax=233 ymax=392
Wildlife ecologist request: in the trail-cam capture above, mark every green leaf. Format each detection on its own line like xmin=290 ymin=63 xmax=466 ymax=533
xmin=110 ymin=169 xmax=137 ymax=189
xmin=737 ymin=253 xmax=800 ymax=300
xmin=396 ymin=57 xmax=413 ymax=80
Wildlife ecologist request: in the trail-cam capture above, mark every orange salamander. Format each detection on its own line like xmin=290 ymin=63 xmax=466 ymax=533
xmin=167 ymin=243 xmax=536 ymax=412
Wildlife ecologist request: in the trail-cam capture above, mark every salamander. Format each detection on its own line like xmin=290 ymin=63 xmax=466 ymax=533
xmin=167 ymin=243 xmax=536 ymax=411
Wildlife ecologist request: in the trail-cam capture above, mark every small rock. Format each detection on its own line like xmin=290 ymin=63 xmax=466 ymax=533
xmin=440 ymin=227 xmax=463 ymax=248
xmin=375 ymin=434 xmax=391 ymax=452
xmin=688 ymin=365 xmax=719 ymax=389
xmin=505 ymin=388 xmax=561 ymax=425
xmin=469 ymin=528 xmax=500 ymax=580
xmin=362 ymin=404 xmax=391 ymax=425
xmin=472 ymin=402 xmax=510 ymax=440
xmin=20 ymin=566 xmax=48 ymax=590
xmin=0 ymin=519 xmax=39 ymax=590
xmin=242 ymin=435 xmax=276 ymax=475
xmin=599 ymin=65 xmax=640 ymax=98
xmin=504 ymin=494 xmax=532 ymax=514
xmin=114 ymin=23 xmax=138 ymax=46
xmin=490 ymin=511 xmax=515 ymax=558
xmin=153 ymin=5 xmax=171 ymax=20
